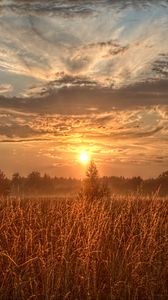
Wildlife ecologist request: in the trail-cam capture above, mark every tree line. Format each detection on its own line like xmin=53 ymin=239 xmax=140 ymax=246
xmin=0 ymin=166 xmax=168 ymax=197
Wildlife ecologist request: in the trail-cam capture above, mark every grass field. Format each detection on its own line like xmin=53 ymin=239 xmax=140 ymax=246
xmin=0 ymin=195 xmax=168 ymax=300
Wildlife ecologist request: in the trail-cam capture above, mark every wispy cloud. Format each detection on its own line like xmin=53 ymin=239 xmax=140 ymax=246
xmin=0 ymin=84 xmax=13 ymax=94
xmin=0 ymin=0 xmax=168 ymax=96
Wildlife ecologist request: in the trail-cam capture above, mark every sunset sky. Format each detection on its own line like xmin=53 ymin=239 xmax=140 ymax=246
xmin=0 ymin=0 xmax=168 ymax=178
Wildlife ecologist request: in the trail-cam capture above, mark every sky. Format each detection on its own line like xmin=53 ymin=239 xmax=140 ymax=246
xmin=0 ymin=0 xmax=168 ymax=178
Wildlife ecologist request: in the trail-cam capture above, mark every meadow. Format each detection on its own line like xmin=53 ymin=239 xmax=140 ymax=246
xmin=0 ymin=194 xmax=167 ymax=300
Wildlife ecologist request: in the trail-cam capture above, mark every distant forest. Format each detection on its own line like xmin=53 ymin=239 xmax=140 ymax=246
xmin=0 ymin=169 xmax=168 ymax=197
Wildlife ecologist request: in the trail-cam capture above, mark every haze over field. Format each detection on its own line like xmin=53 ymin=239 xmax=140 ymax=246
xmin=0 ymin=0 xmax=168 ymax=177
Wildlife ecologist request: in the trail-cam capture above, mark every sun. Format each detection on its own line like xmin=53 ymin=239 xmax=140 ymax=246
xmin=79 ymin=151 xmax=90 ymax=165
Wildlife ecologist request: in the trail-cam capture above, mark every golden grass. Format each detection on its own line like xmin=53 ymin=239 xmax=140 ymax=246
xmin=0 ymin=195 xmax=168 ymax=300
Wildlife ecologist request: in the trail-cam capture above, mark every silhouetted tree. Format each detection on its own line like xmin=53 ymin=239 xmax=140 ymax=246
xmin=84 ymin=160 xmax=100 ymax=200
xmin=1 ymin=168 xmax=168 ymax=197
xmin=11 ymin=172 xmax=22 ymax=195
xmin=80 ymin=161 xmax=110 ymax=201
xmin=41 ymin=174 xmax=54 ymax=194
xmin=159 ymin=171 xmax=168 ymax=178
xmin=157 ymin=170 xmax=168 ymax=196
xmin=0 ymin=170 xmax=10 ymax=197
xmin=26 ymin=171 xmax=41 ymax=194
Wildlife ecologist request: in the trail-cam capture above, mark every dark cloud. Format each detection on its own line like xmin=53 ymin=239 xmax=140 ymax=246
xmin=3 ymin=0 xmax=97 ymax=17
xmin=0 ymin=124 xmax=39 ymax=138
xmin=152 ymin=54 xmax=168 ymax=78
xmin=0 ymin=80 xmax=167 ymax=115
xmin=51 ymin=75 xmax=98 ymax=89
xmin=82 ymin=40 xmax=129 ymax=58
xmin=0 ymin=137 xmax=52 ymax=143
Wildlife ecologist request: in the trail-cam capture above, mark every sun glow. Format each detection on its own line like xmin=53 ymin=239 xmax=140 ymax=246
xmin=79 ymin=151 xmax=90 ymax=165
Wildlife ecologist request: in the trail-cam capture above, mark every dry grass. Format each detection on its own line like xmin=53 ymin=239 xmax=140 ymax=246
xmin=0 ymin=195 xmax=168 ymax=300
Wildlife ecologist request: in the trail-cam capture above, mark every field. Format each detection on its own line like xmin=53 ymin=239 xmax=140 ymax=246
xmin=0 ymin=195 xmax=168 ymax=300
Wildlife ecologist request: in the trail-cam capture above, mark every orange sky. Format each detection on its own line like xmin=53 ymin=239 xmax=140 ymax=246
xmin=0 ymin=0 xmax=168 ymax=178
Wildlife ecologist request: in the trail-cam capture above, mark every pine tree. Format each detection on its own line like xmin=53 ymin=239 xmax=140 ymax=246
xmin=79 ymin=160 xmax=110 ymax=201
xmin=84 ymin=160 xmax=100 ymax=201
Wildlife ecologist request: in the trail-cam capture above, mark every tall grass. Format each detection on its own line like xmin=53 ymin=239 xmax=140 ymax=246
xmin=0 ymin=195 xmax=167 ymax=299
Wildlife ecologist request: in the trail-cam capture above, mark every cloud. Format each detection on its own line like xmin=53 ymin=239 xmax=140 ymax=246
xmin=1 ymin=79 xmax=168 ymax=117
xmin=0 ymin=138 xmax=52 ymax=143
xmin=0 ymin=0 xmax=168 ymax=96
xmin=0 ymin=103 xmax=167 ymax=148
xmin=0 ymin=124 xmax=39 ymax=139
xmin=152 ymin=54 xmax=168 ymax=78
xmin=0 ymin=84 xmax=13 ymax=94
xmin=0 ymin=103 xmax=167 ymax=177
xmin=21 ymin=74 xmax=98 ymax=97
xmin=2 ymin=0 xmax=96 ymax=17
